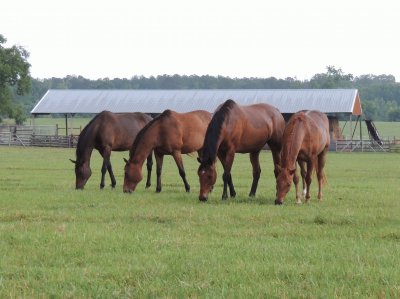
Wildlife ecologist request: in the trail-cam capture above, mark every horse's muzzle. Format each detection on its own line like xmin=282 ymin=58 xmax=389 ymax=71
xmin=199 ymin=195 xmax=208 ymax=202
xmin=274 ymin=199 xmax=283 ymax=205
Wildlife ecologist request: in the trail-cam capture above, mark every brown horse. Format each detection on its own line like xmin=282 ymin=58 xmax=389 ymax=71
xmin=275 ymin=110 xmax=330 ymax=205
xmin=123 ymin=109 xmax=212 ymax=193
xmin=197 ymin=99 xmax=285 ymax=201
xmin=70 ymin=111 xmax=153 ymax=189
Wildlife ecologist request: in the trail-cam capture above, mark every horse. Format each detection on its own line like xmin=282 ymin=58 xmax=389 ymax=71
xmin=197 ymin=99 xmax=286 ymax=201
xmin=275 ymin=110 xmax=330 ymax=205
xmin=123 ymin=109 xmax=212 ymax=193
xmin=70 ymin=110 xmax=153 ymax=189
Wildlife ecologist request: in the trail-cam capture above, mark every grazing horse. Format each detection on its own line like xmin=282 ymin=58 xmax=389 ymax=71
xmin=275 ymin=110 xmax=330 ymax=205
xmin=70 ymin=111 xmax=153 ymax=189
xmin=123 ymin=109 xmax=212 ymax=193
xmin=197 ymin=99 xmax=285 ymax=201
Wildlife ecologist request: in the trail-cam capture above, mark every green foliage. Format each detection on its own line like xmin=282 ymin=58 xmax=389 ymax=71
xmin=0 ymin=34 xmax=31 ymax=123
xmin=0 ymin=147 xmax=399 ymax=297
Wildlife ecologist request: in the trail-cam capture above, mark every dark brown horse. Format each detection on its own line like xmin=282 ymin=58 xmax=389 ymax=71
xmin=70 ymin=111 xmax=153 ymax=189
xmin=123 ymin=109 xmax=212 ymax=193
xmin=275 ymin=110 xmax=330 ymax=205
xmin=197 ymin=99 xmax=285 ymax=201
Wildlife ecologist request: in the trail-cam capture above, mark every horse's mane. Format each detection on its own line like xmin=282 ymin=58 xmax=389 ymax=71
xmin=130 ymin=109 xmax=172 ymax=156
xmin=281 ymin=112 xmax=307 ymax=168
xmin=201 ymin=99 xmax=236 ymax=165
xmin=76 ymin=112 xmax=104 ymax=161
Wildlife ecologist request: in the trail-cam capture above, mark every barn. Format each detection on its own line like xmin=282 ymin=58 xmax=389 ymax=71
xmin=31 ymin=88 xmax=363 ymax=142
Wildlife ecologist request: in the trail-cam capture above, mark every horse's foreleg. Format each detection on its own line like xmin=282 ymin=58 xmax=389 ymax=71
xmin=154 ymin=152 xmax=164 ymax=193
xmin=145 ymin=152 xmax=153 ymax=189
xmin=222 ymin=151 xmax=236 ymax=199
xmin=100 ymin=158 xmax=107 ymax=189
xmin=249 ymin=151 xmax=261 ymax=197
xmin=293 ymin=167 xmax=302 ymax=204
xmin=269 ymin=144 xmax=281 ymax=179
xmin=172 ymin=151 xmax=190 ymax=192
xmin=305 ymin=160 xmax=313 ymax=202
xmin=299 ymin=160 xmax=307 ymax=198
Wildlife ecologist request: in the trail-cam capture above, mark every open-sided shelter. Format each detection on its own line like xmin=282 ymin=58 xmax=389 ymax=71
xmin=31 ymin=89 xmax=363 ymax=140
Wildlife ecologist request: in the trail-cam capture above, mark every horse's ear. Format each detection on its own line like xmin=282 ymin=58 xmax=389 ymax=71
xmin=69 ymin=159 xmax=76 ymax=164
xmin=123 ymin=158 xmax=129 ymax=164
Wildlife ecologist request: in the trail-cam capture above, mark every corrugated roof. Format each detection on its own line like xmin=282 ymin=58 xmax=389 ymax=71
xmin=31 ymin=89 xmax=362 ymax=115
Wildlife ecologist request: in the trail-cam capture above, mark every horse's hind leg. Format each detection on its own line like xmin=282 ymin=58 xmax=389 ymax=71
xmin=145 ymin=152 xmax=153 ymax=189
xmin=107 ymin=162 xmax=117 ymax=188
xmin=172 ymin=151 xmax=190 ymax=192
xmin=249 ymin=151 xmax=261 ymax=197
xmin=154 ymin=152 xmax=164 ymax=193
xmin=316 ymin=149 xmax=328 ymax=201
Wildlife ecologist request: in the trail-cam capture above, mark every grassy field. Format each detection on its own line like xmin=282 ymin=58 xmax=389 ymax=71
xmin=0 ymin=147 xmax=399 ymax=298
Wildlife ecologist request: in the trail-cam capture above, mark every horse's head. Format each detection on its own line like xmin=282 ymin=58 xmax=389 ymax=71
xmin=275 ymin=166 xmax=296 ymax=205
xmin=197 ymin=159 xmax=217 ymax=201
xmin=70 ymin=159 xmax=92 ymax=189
xmin=123 ymin=158 xmax=143 ymax=193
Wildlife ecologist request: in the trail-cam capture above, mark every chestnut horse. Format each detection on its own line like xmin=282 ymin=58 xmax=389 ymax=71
xmin=123 ymin=109 xmax=212 ymax=193
xmin=275 ymin=110 xmax=330 ymax=205
xmin=70 ymin=111 xmax=153 ymax=189
xmin=197 ymin=99 xmax=285 ymax=201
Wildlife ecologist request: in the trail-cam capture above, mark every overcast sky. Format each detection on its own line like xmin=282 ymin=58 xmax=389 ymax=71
xmin=2 ymin=0 xmax=400 ymax=81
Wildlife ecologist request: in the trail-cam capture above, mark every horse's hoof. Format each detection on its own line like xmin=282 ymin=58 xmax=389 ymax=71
xmin=275 ymin=199 xmax=283 ymax=205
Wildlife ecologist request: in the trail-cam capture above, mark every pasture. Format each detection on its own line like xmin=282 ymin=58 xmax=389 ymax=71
xmin=0 ymin=146 xmax=399 ymax=298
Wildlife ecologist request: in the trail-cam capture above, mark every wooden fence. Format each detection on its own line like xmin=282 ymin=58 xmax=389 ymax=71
xmin=334 ymin=138 xmax=397 ymax=152
xmin=0 ymin=125 xmax=399 ymax=152
xmin=0 ymin=132 xmax=78 ymax=148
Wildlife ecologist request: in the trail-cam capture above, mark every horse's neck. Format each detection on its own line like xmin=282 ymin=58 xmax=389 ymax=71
xmin=130 ymin=126 xmax=158 ymax=164
xmin=282 ymin=122 xmax=305 ymax=168
xmin=76 ymin=136 xmax=95 ymax=165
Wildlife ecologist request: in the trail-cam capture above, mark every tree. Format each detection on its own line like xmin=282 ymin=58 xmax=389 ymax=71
xmin=0 ymin=34 xmax=31 ymax=123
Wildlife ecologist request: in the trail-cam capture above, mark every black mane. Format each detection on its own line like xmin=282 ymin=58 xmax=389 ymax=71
xmin=201 ymin=100 xmax=236 ymax=165
xmin=129 ymin=109 xmax=172 ymax=157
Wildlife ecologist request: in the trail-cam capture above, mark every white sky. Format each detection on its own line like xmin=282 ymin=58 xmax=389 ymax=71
xmin=2 ymin=0 xmax=400 ymax=81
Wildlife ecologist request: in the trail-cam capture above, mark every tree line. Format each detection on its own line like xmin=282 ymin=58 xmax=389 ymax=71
xmin=2 ymin=34 xmax=400 ymax=124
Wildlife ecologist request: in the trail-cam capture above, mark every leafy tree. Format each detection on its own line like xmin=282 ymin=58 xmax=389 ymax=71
xmin=0 ymin=34 xmax=31 ymax=123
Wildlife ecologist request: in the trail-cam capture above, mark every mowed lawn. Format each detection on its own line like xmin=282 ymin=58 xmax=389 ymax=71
xmin=0 ymin=146 xmax=399 ymax=298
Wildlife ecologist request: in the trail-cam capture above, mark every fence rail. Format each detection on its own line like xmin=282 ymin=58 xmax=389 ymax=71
xmin=0 ymin=132 xmax=78 ymax=148
xmin=335 ymin=139 xmax=396 ymax=152
xmin=0 ymin=128 xmax=399 ymax=152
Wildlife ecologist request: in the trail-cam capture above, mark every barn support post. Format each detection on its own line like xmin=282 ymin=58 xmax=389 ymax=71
xmin=349 ymin=114 xmax=353 ymax=150
xmin=360 ymin=115 xmax=363 ymax=152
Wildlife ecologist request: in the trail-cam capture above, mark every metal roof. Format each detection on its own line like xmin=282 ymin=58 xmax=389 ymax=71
xmin=31 ymin=89 xmax=362 ymax=115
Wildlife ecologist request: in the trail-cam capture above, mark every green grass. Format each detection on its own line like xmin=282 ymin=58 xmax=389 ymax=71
xmin=0 ymin=147 xmax=399 ymax=298
xmin=341 ymin=120 xmax=400 ymax=139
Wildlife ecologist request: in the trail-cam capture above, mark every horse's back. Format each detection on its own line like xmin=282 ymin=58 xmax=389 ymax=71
xmin=229 ymin=103 xmax=284 ymax=152
xmin=94 ymin=111 xmax=152 ymax=151
xmin=305 ymin=110 xmax=330 ymax=147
